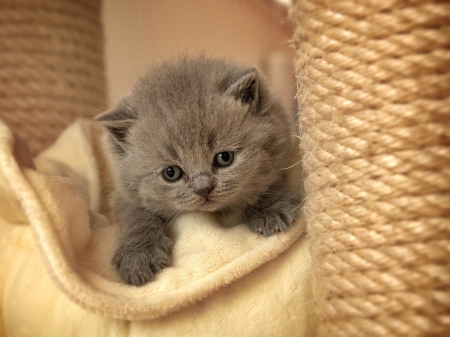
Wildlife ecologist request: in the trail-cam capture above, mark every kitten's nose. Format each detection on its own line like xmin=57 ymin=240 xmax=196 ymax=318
xmin=194 ymin=185 xmax=215 ymax=198
xmin=191 ymin=173 xmax=215 ymax=198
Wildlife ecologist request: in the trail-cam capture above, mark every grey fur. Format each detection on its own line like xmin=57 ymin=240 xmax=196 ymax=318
xmin=96 ymin=56 xmax=300 ymax=286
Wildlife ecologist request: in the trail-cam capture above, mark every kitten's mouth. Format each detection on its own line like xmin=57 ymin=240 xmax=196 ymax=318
xmin=199 ymin=197 xmax=220 ymax=211
xmin=192 ymin=197 xmax=220 ymax=212
xmin=203 ymin=197 xmax=215 ymax=205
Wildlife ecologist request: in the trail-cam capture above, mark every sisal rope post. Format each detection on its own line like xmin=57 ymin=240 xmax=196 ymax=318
xmin=0 ymin=0 xmax=106 ymax=156
xmin=291 ymin=0 xmax=450 ymax=336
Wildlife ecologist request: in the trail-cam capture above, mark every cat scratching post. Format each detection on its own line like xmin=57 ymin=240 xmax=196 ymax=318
xmin=0 ymin=0 xmax=106 ymax=156
xmin=291 ymin=1 xmax=450 ymax=336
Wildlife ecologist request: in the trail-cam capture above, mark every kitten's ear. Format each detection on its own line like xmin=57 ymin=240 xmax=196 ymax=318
xmin=96 ymin=101 xmax=138 ymax=147
xmin=225 ymin=68 xmax=258 ymax=107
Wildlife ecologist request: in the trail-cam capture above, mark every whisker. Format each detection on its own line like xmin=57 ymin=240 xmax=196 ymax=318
xmin=281 ymin=159 xmax=302 ymax=170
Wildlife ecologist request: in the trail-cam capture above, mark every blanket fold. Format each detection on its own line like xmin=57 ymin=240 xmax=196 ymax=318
xmin=0 ymin=118 xmax=314 ymax=336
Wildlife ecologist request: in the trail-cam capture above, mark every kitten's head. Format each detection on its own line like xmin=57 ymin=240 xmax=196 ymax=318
xmin=97 ymin=56 xmax=294 ymax=217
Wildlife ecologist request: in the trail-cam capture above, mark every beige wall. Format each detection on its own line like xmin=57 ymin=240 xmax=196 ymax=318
xmin=103 ymin=0 xmax=295 ymax=110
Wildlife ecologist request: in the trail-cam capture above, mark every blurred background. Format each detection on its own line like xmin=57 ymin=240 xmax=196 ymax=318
xmin=103 ymin=0 xmax=295 ymax=113
xmin=0 ymin=0 xmax=295 ymax=156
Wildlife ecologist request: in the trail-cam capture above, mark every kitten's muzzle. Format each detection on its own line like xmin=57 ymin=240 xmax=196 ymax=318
xmin=191 ymin=173 xmax=215 ymax=198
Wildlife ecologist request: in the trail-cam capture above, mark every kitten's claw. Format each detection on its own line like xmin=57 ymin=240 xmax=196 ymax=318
xmin=139 ymin=273 xmax=146 ymax=285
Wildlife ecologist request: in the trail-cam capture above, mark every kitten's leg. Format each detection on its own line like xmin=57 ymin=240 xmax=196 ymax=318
xmin=245 ymin=185 xmax=301 ymax=236
xmin=112 ymin=201 xmax=172 ymax=286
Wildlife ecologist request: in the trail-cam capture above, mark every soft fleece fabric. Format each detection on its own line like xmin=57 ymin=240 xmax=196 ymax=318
xmin=0 ymin=118 xmax=314 ymax=337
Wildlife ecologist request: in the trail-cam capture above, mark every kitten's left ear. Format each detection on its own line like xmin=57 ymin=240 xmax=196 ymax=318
xmin=95 ymin=100 xmax=138 ymax=148
xmin=225 ymin=68 xmax=259 ymax=107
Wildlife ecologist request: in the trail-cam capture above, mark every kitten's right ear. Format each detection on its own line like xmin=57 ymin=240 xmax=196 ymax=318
xmin=96 ymin=101 xmax=138 ymax=148
xmin=224 ymin=68 xmax=258 ymax=107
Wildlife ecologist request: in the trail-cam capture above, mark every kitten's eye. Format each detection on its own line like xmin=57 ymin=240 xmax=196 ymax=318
xmin=214 ymin=151 xmax=234 ymax=167
xmin=162 ymin=166 xmax=183 ymax=182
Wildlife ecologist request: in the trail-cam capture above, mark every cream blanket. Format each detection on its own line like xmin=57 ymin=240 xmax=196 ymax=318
xmin=0 ymin=118 xmax=314 ymax=336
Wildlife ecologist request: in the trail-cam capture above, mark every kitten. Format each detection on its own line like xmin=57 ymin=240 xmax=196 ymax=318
xmin=96 ymin=56 xmax=300 ymax=286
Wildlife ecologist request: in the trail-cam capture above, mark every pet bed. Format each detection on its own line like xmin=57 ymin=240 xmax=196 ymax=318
xmin=0 ymin=117 xmax=312 ymax=336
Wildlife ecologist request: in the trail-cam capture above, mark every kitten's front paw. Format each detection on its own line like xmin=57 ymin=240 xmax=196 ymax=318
xmin=112 ymin=235 xmax=172 ymax=286
xmin=247 ymin=192 xmax=300 ymax=236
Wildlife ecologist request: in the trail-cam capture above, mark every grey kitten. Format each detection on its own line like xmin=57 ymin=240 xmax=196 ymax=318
xmin=96 ymin=56 xmax=300 ymax=286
